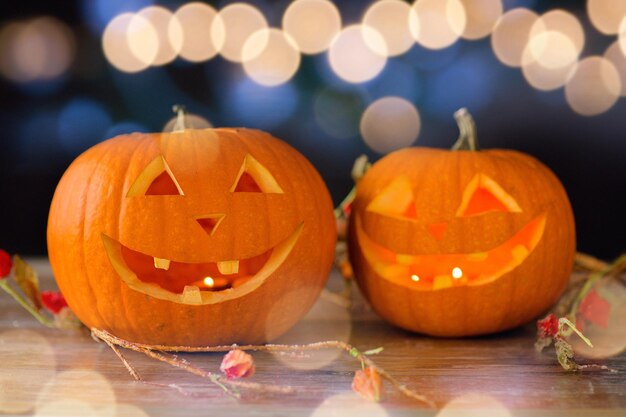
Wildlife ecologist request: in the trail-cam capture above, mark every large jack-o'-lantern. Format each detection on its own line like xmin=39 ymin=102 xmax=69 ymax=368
xmin=349 ymin=109 xmax=575 ymax=337
xmin=48 ymin=126 xmax=336 ymax=346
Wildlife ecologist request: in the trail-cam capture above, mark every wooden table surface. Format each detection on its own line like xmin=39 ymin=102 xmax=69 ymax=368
xmin=0 ymin=259 xmax=624 ymax=417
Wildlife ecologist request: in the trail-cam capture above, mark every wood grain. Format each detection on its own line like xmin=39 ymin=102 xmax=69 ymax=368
xmin=0 ymin=259 xmax=624 ymax=417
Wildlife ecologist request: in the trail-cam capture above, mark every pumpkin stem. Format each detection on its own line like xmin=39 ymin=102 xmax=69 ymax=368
xmin=172 ymin=104 xmax=187 ymax=132
xmin=452 ymin=108 xmax=479 ymax=151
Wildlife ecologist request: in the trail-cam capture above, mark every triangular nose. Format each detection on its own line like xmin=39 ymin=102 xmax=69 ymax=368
xmin=195 ymin=214 xmax=225 ymax=236
xmin=427 ymin=222 xmax=448 ymax=241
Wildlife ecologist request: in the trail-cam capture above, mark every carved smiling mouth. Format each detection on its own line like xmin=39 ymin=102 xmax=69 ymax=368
xmin=355 ymin=215 xmax=546 ymax=291
xmin=102 ymin=223 xmax=303 ymax=305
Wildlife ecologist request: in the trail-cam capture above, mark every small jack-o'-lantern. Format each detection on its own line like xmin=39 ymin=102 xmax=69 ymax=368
xmin=349 ymin=109 xmax=575 ymax=337
xmin=48 ymin=125 xmax=336 ymax=346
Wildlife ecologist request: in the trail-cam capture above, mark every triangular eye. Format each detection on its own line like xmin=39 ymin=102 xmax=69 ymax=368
xmin=127 ymin=156 xmax=184 ymax=197
xmin=456 ymin=174 xmax=521 ymax=217
xmin=230 ymin=154 xmax=283 ymax=194
xmin=366 ymin=175 xmax=417 ymax=221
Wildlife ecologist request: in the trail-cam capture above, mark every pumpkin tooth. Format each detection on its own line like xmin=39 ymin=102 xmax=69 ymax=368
xmin=217 ymin=260 xmax=239 ymax=275
xmin=153 ymin=257 xmax=171 ymax=270
xmin=182 ymin=285 xmax=202 ymax=305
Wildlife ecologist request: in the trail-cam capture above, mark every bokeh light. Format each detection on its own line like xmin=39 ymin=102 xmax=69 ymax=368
xmin=459 ymin=0 xmax=503 ymax=40
xmin=126 ymin=13 xmax=159 ymax=67
xmin=363 ymin=0 xmax=414 ymax=57
xmin=282 ymin=0 xmax=341 ymax=55
xmin=211 ymin=3 xmax=268 ymax=63
xmin=0 ymin=17 xmax=75 ymax=83
xmin=565 ymin=56 xmax=621 ymax=116
xmin=521 ymin=28 xmax=578 ymax=91
xmin=311 ymin=392 xmax=389 ymax=417
xmin=619 ymin=17 xmax=626 ymax=56
xmin=242 ymin=29 xmax=301 ymax=87
xmin=36 ymin=369 xmax=115 ymax=412
xmin=524 ymin=31 xmax=578 ymax=70
xmin=314 ymin=87 xmax=366 ymax=139
xmin=162 ymin=113 xmax=212 ymax=132
xmin=35 ymin=400 xmax=96 ymax=417
xmin=491 ymin=8 xmax=540 ymax=67
xmin=570 ymin=277 xmax=626 ymax=359
xmin=530 ymin=10 xmax=584 ymax=62
xmin=437 ymin=393 xmax=513 ymax=417
xmin=587 ymin=0 xmax=626 ymax=35
xmin=169 ymin=3 xmax=219 ymax=63
xmin=58 ymin=98 xmax=112 ymax=153
xmin=134 ymin=6 xmax=178 ymax=66
xmin=328 ymin=25 xmax=387 ymax=84
xmin=360 ymin=97 xmax=421 ymax=154
xmin=267 ymin=288 xmax=352 ymax=370
xmin=409 ymin=0 xmax=466 ymax=50
xmin=102 ymin=13 xmax=151 ymax=72
xmin=604 ymin=41 xmax=626 ymax=96
xmin=0 ymin=330 xmax=56 ymax=414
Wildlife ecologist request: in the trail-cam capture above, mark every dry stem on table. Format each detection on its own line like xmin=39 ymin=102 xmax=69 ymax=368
xmin=92 ymin=328 xmax=436 ymax=407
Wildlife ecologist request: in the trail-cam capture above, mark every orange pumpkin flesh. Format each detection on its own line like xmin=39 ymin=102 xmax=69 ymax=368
xmin=48 ymin=128 xmax=336 ymax=346
xmin=349 ymin=110 xmax=575 ymax=337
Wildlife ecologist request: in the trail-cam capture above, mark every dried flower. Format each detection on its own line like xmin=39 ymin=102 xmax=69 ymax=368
xmin=0 ymin=249 xmax=12 ymax=278
xmin=220 ymin=349 xmax=255 ymax=379
xmin=537 ymin=313 xmax=559 ymax=339
xmin=352 ymin=367 xmax=382 ymax=402
xmin=41 ymin=291 xmax=69 ymax=314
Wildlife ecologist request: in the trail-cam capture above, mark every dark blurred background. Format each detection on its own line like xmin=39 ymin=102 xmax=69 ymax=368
xmin=0 ymin=0 xmax=624 ymax=259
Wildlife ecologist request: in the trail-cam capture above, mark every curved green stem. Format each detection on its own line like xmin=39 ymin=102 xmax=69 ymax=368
xmin=451 ymin=108 xmax=479 ymax=151
xmin=0 ymin=280 xmax=55 ymax=328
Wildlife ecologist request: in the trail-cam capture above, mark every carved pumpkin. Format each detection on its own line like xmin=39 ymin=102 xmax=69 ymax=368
xmin=48 ymin=127 xmax=336 ymax=346
xmin=349 ymin=109 xmax=575 ymax=337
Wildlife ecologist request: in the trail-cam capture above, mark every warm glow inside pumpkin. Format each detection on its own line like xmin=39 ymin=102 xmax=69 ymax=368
xmin=349 ymin=109 xmax=575 ymax=337
xmin=48 ymin=126 xmax=336 ymax=346
xmin=101 ymin=152 xmax=302 ymax=305
xmin=356 ymin=172 xmax=546 ymax=290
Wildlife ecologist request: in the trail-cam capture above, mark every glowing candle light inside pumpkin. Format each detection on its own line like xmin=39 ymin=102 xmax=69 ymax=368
xmin=411 ymin=274 xmax=420 ymax=282
xmin=203 ymin=276 xmax=215 ymax=288
xmin=452 ymin=267 xmax=463 ymax=279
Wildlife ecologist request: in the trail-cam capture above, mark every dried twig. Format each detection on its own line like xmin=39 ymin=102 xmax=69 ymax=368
xmin=92 ymin=328 xmax=436 ymax=407
xmin=92 ymin=328 xmax=294 ymax=398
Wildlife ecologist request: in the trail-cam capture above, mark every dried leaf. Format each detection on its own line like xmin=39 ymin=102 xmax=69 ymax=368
xmin=555 ymin=339 xmax=580 ymax=372
xmin=12 ymin=255 xmax=41 ymax=310
xmin=363 ymin=347 xmax=384 ymax=356
xmin=559 ymin=317 xmax=593 ymax=347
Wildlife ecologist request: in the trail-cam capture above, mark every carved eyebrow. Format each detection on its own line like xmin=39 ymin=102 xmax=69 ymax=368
xmin=126 ymin=156 xmax=184 ymax=197
xmin=456 ymin=174 xmax=521 ymax=217
xmin=366 ymin=175 xmax=417 ymax=221
xmin=230 ymin=154 xmax=284 ymax=194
